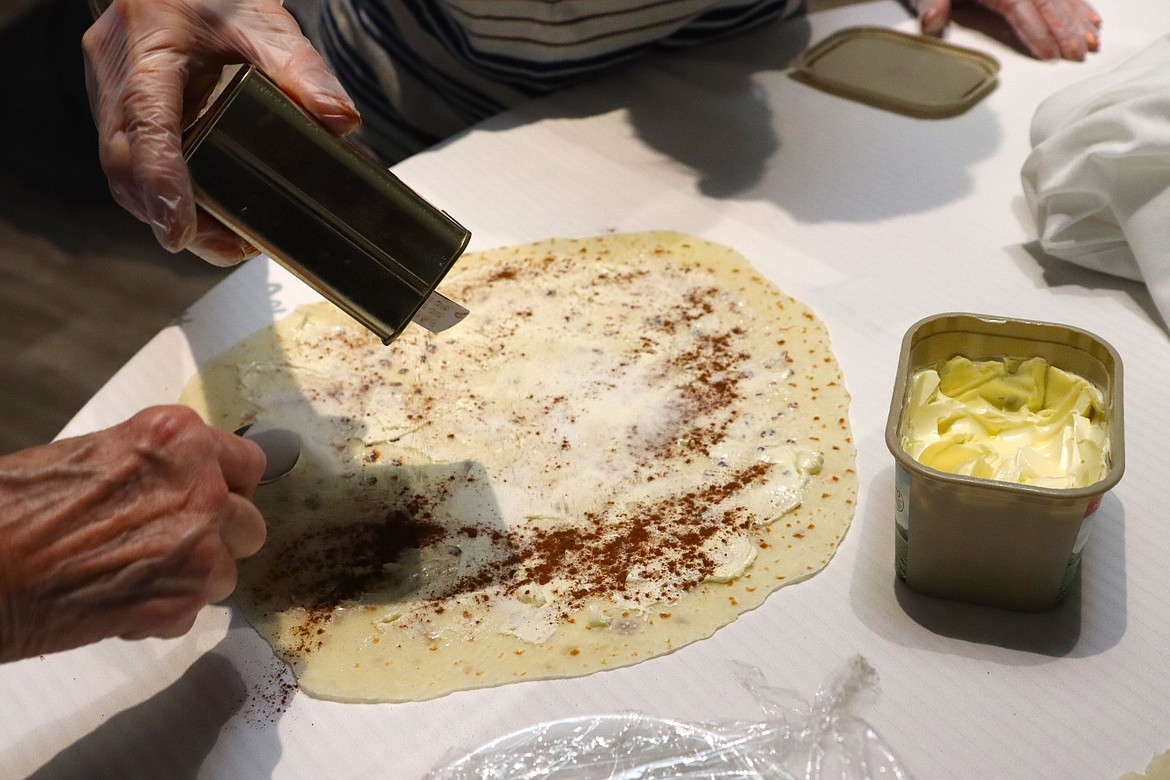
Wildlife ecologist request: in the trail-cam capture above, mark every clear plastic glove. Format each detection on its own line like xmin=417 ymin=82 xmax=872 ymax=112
xmin=912 ymin=0 xmax=1101 ymax=61
xmin=0 ymin=406 xmax=267 ymax=663
xmin=82 ymin=0 xmax=360 ymax=266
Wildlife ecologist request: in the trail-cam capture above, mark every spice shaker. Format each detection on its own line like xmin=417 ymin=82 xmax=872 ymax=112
xmin=182 ymin=65 xmax=471 ymax=344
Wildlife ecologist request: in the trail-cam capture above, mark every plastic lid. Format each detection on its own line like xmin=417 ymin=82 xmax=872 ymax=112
xmin=790 ymin=27 xmax=999 ymax=118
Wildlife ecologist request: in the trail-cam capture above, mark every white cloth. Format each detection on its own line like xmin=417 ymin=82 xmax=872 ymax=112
xmin=1021 ymin=34 xmax=1170 ymax=325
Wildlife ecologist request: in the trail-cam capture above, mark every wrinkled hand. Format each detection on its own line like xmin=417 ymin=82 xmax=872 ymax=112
xmin=913 ymin=0 xmax=1101 ymax=61
xmin=82 ymin=0 xmax=360 ymax=266
xmin=0 ymin=406 xmax=267 ymax=663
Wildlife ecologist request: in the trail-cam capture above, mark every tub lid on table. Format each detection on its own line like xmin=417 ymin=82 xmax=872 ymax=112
xmin=790 ymin=26 xmax=1000 ymax=118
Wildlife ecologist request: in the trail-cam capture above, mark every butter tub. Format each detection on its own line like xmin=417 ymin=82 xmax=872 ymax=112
xmin=885 ymin=313 xmax=1125 ymax=611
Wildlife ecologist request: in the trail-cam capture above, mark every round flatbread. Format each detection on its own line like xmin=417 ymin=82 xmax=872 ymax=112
xmin=180 ymin=232 xmax=856 ymax=702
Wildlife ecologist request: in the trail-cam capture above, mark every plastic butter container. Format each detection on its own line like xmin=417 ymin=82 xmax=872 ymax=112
xmin=885 ymin=313 xmax=1124 ymax=611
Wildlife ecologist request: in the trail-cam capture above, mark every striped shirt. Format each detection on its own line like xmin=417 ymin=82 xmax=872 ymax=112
xmin=314 ymin=0 xmax=805 ymax=164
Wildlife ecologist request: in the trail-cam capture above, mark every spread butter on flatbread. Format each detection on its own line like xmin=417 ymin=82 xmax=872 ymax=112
xmin=180 ymin=232 xmax=856 ymax=702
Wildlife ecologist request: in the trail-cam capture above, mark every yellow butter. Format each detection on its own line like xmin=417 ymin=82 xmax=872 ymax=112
xmin=901 ymin=356 xmax=1109 ymax=488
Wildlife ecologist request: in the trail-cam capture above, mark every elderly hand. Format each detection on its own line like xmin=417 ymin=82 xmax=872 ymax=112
xmin=914 ymin=0 xmax=1101 ymax=61
xmin=82 ymin=0 xmax=360 ymax=266
xmin=0 ymin=406 xmax=267 ymax=663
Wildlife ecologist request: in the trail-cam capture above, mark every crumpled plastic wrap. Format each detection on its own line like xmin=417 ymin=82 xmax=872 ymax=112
xmin=426 ymin=655 xmax=910 ymax=780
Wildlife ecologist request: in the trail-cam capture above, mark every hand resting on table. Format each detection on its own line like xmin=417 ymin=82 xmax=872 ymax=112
xmin=912 ymin=0 xmax=1102 ymax=60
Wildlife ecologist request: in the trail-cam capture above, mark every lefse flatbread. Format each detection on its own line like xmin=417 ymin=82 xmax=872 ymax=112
xmin=180 ymin=232 xmax=856 ymax=702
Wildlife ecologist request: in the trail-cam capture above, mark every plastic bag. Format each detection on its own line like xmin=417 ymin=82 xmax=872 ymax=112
xmin=426 ymin=655 xmax=911 ymax=780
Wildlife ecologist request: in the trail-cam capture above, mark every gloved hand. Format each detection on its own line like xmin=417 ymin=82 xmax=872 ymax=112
xmin=912 ymin=0 xmax=1101 ymax=61
xmin=0 ymin=406 xmax=267 ymax=662
xmin=82 ymin=0 xmax=360 ymax=266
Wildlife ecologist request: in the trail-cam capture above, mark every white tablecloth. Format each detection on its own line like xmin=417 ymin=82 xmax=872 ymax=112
xmin=4 ymin=2 xmax=1169 ymax=778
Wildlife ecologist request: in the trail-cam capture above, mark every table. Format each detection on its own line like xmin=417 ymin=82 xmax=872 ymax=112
xmin=4 ymin=2 xmax=1169 ymax=777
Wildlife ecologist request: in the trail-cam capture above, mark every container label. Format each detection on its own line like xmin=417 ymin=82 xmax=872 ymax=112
xmin=1057 ymin=497 xmax=1104 ymax=602
xmin=1072 ymin=498 xmax=1100 ymax=556
xmin=894 ymin=464 xmax=911 ymax=532
xmin=894 ymin=465 xmax=911 ymax=581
